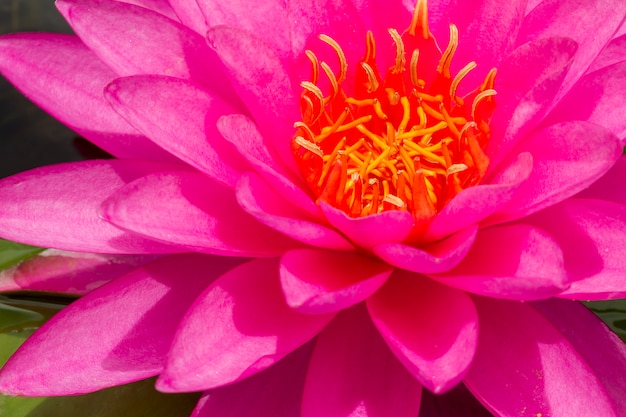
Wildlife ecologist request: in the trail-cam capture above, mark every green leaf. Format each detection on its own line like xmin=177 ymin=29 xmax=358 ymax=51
xmin=586 ymin=299 xmax=626 ymax=342
xmin=0 ymin=294 xmax=201 ymax=417
xmin=0 ymin=239 xmax=45 ymax=271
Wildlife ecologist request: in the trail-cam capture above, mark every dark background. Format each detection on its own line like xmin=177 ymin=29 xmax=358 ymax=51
xmin=0 ymin=0 xmax=82 ymax=178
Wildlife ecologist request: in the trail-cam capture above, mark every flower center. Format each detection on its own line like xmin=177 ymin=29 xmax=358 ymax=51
xmin=291 ymin=0 xmax=497 ymax=221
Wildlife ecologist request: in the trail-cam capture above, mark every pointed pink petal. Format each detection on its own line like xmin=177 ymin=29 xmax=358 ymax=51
xmin=320 ymin=203 xmax=414 ymax=249
xmin=487 ymin=36 xmax=577 ymax=165
xmin=105 ymin=75 xmax=247 ymax=187
xmin=117 ymin=0 xmax=179 ymax=21
xmin=217 ymin=114 xmax=320 ymax=219
xmin=158 ymin=259 xmax=335 ymax=392
xmin=517 ymin=0 xmax=626 ymax=99
xmin=532 ymin=298 xmax=626 ymax=416
xmin=0 ymin=33 xmax=171 ymax=161
xmin=490 ymin=121 xmax=622 ymax=222
xmin=0 ymin=160 xmax=186 ymax=254
xmin=279 ymin=249 xmax=392 ymax=314
xmin=432 ymin=224 xmax=568 ymax=300
xmin=425 ymin=152 xmax=532 ymax=241
xmin=207 ymin=26 xmax=299 ymax=173
xmin=577 ymin=155 xmax=626 ymax=205
xmin=56 ymin=0 xmax=235 ymax=99
xmin=0 ymin=250 xmax=159 ymax=295
xmin=196 ymin=0 xmax=289 ymax=58
xmin=192 ymin=343 xmax=314 ymax=417
xmin=0 ymin=254 xmax=240 ymax=395
xmin=546 ymin=60 xmax=626 ymax=141
xmin=168 ymin=0 xmax=207 ymax=35
xmin=528 ymin=199 xmax=626 ymax=299
xmin=302 ymin=306 xmax=422 ymax=417
xmin=374 ymin=226 xmax=477 ymax=274
xmin=465 ymin=297 xmax=623 ymax=417
xmin=367 ymin=270 xmax=478 ymax=393
xmin=587 ymin=34 xmax=626 ymax=73
xmin=102 ymin=171 xmax=298 ymax=256
xmin=236 ymin=173 xmax=354 ymax=251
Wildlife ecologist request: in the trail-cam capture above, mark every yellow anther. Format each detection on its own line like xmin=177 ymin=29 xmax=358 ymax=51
xmin=388 ymin=29 xmax=406 ymax=74
xmin=447 ymin=163 xmax=468 ymax=175
xmin=440 ymin=105 xmax=461 ymax=137
xmin=300 ymin=81 xmax=324 ymax=101
xmin=318 ymin=138 xmax=346 ymax=186
xmin=417 ymin=106 xmax=427 ymax=128
xmin=373 ymin=99 xmax=388 ymax=120
xmin=334 ymin=115 xmax=373 ymax=134
xmin=410 ymin=49 xmax=420 ymax=88
xmin=294 ymin=121 xmax=317 ymax=141
xmin=360 ymin=62 xmax=380 ymax=92
xmin=402 ymin=141 xmax=447 ymax=167
xmin=366 ymin=147 xmax=392 ymax=175
xmin=383 ymin=194 xmax=405 ymax=208
xmin=409 ymin=0 xmax=430 ymax=39
xmin=305 ymin=50 xmax=319 ymax=85
xmin=356 ymin=124 xmax=389 ymax=149
xmin=398 ymin=96 xmax=411 ymax=135
xmin=365 ymin=31 xmax=377 ymax=62
xmin=415 ymin=92 xmax=444 ymax=102
xmin=316 ymin=108 xmax=349 ymax=142
xmin=320 ymin=62 xmax=339 ymax=101
xmin=480 ymin=68 xmax=497 ymax=92
xmin=438 ymin=24 xmax=458 ymax=78
xmin=294 ymin=136 xmax=323 ymax=157
xmin=359 ymin=152 xmax=373 ymax=178
xmin=450 ymin=61 xmax=477 ymax=101
xmin=396 ymin=120 xmax=448 ymax=140
xmin=319 ymin=34 xmax=348 ymax=83
xmin=386 ymin=89 xmax=401 ymax=105
xmin=344 ymin=98 xmax=375 ymax=107
xmin=472 ymin=89 xmax=497 ymax=120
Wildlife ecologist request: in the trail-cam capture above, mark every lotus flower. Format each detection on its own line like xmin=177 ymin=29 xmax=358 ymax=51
xmin=1 ymin=0 xmax=626 ymax=415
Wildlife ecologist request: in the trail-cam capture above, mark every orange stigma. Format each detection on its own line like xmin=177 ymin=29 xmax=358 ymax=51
xmin=291 ymin=0 xmax=496 ymax=221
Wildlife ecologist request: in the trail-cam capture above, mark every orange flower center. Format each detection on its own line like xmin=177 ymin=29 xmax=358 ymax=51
xmin=291 ymin=0 xmax=497 ymax=221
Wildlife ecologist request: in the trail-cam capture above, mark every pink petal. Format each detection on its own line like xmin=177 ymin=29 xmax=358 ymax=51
xmin=102 ymin=171 xmax=298 ymax=256
xmin=302 ymin=306 xmax=422 ymax=417
xmin=577 ymin=155 xmax=626 ymax=205
xmin=532 ymin=298 xmax=626 ymax=416
xmin=516 ymin=0 xmax=626 ymax=99
xmin=279 ymin=249 xmax=392 ymax=314
xmin=374 ymin=226 xmax=477 ymax=274
xmin=320 ymin=203 xmax=414 ymax=249
xmin=217 ymin=114 xmax=320 ymax=219
xmin=192 ymin=343 xmax=314 ymax=417
xmin=0 ymin=34 xmax=171 ymax=161
xmin=236 ymin=173 xmax=355 ymax=251
xmin=0 ymin=160 xmax=186 ymax=254
xmin=489 ymin=121 xmax=622 ymax=222
xmin=0 ymin=254 xmax=240 ymax=395
xmin=425 ymin=152 xmax=532 ymax=241
xmin=158 ymin=258 xmax=335 ymax=392
xmin=105 ymin=75 xmax=247 ymax=187
xmin=546 ymin=60 xmax=626 ymax=141
xmin=587 ymin=34 xmax=626 ymax=73
xmin=432 ymin=224 xmax=568 ymax=300
xmin=367 ymin=270 xmax=478 ymax=393
xmin=207 ymin=26 xmax=299 ymax=173
xmin=487 ymin=36 xmax=577 ymax=165
xmin=528 ymin=199 xmax=626 ymax=300
xmin=117 ymin=0 xmax=179 ymax=21
xmin=167 ymin=0 xmax=207 ymax=35
xmin=196 ymin=0 xmax=289 ymax=58
xmin=464 ymin=297 xmax=623 ymax=417
xmin=0 ymin=250 xmax=158 ymax=295
xmin=57 ymin=0 xmax=235 ymax=99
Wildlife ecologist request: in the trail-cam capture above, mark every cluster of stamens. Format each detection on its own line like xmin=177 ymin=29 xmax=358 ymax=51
xmin=291 ymin=0 xmax=497 ymax=221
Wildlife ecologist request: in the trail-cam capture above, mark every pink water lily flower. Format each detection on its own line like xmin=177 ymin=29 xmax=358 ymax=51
xmin=1 ymin=0 xmax=626 ymax=415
